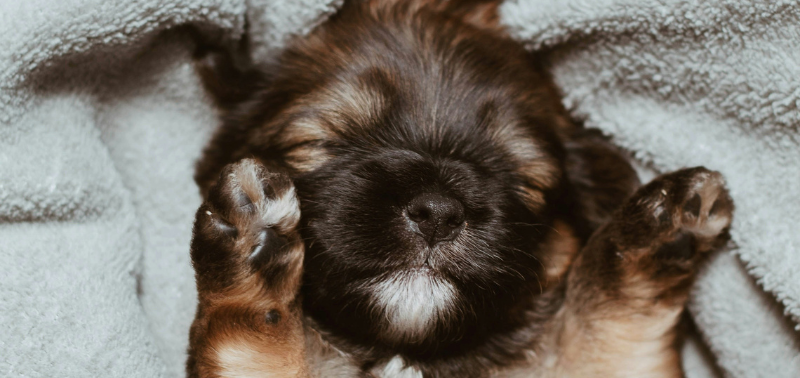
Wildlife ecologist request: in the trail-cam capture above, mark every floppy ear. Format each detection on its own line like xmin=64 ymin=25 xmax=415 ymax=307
xmin=191 ymin=34 xmax=286 ymax=198
xmin=192 ymin=30 xmax=266 ymax=111
xmin=563 ymin=125 xmax=641 ymax=233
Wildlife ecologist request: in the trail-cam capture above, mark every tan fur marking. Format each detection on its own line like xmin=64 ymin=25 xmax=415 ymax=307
xmin=290 ymin=119 xmax=334 ymax=141
xmin=553 ymin=304 xmax=683 ymax=378
xmin=516 ymin=186 xmax=547 ymax=209
xmin=274 ymin=75 xmax=389 ymax=172
xmin=196 ymin=244 xmax=306 ymax=377
xmin=289 ymin=73 xmax=389 ymax=137
xmin=549 ymin=260 xmax=685 ymax=377
xmin=215 ymin=339 xmax=305 ymax=378
xmin=285 ymin=144 xmax=330 ymax=172
xmin=541 ymin=220 xmax=580 ymax=285
xmin=515 ymin=158 xmax=559 ymax=210
xmin=319 ymin=77 xmax=388 ymax=134
xmin=495 ymin=124 xmax=559 ymax=210
xmin=207 ymin=305 xmax=308 ymax=378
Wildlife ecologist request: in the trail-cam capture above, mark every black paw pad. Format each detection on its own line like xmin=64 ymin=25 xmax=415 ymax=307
xmin=684 ymin=193 xmax=702 ymax=218
xmin=248 ymin=228 xmax=290 ymax=270
xmin=655 ymin=232 xmax=697 ymax=261
xmin=265 ymin=309 xmax=281 ymax=325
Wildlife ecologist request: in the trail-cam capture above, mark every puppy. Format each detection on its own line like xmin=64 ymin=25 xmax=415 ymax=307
xmin=186 ymin=1 xmax=734 ymax=377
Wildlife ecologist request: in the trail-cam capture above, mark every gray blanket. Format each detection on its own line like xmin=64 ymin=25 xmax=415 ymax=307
xmin=1 ymin=0 xmax=797 ymax=377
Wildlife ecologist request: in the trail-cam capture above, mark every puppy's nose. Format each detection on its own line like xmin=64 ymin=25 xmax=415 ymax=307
xmin=406 ymin=193 xmax=465 ymax=245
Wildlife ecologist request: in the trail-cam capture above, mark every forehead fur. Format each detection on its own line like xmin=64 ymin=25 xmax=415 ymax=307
xmin=263 ymin=0 xmax=566 ymax=210
xmin=273 ymin=68 xmax=561 ymax=208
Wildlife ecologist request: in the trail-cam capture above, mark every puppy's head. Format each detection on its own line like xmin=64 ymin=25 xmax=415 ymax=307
xmin=195 ymin=1 xmax=638 ymax=355
xmin=292 ymin=69 xmax=566 ymax=348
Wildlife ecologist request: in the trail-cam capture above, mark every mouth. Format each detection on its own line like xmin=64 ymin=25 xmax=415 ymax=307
xmin=415 ymin=264 xmax=435 ymax=276
xmin=408 ymin=242 xmax=447 ymax=274
xmin=400 ymin=218 xmax=469 ymax=271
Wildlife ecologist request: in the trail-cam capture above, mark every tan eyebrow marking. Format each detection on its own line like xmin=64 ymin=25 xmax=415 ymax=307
xmin=491 ymin=118 xmax=560 ymax=210
xmin=269 ymin=70 xmax=393 ymax=172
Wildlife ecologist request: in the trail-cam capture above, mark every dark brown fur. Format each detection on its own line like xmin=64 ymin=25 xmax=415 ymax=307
xmin=186 ymin=1 xmax=733 ymax=377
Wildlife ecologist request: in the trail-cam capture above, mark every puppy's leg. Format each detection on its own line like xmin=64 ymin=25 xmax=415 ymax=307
xmin=186 ymin=159 xmax=308 ymax=378
xmin=556 ymin=167 xmax=733 ymax=378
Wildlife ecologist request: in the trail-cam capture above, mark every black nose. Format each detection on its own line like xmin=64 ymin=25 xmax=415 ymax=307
xmin=406 ymin=193 xmax=465 ymax=245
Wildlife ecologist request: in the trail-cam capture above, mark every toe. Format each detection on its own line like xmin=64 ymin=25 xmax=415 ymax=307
xmin=681 ymin=170 xmax=733 ymax=239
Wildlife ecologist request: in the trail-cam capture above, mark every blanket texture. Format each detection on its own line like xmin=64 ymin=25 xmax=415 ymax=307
xmin=0 ymin=0 xmax=797 ymax=377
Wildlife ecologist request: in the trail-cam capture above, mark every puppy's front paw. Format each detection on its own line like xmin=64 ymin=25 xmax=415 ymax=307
xmin=585 ymin=166 xmax=736 ymax=302
xmin=568 ymin=167 xmax=734 ymax=330
xmin=621 ymin=167 xmax=733 ymax=262
xmin=190 ymin=159 xmax=303 ymax=298
xmin=559 ymin=169 xmax=730 ymax=378
xmin=187 ymin=159 xmax=308 ymax=378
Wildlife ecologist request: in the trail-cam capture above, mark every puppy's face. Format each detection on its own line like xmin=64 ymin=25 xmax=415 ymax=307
xmin=291 ymin=70 xmax=566 ymax=348
xmin=196 ymin=2 xmax=595 ymax=355
xmin=265 ymin=21 xmax=578 ymax=352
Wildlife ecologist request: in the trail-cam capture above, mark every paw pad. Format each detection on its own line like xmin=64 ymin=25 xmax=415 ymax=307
xmin=208 ymin=159 xmax=300 ymax=237
xmin=643 ymin=167 xmax=734 ymax=256
xmin=196 ymin=159 xmax=301 ymax=272
xmin=677 ymin=169 xmax=733 ymax=240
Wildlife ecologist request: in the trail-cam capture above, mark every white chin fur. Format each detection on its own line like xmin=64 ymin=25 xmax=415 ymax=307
xmin=371 ymin=269 xmax=456 ymax=343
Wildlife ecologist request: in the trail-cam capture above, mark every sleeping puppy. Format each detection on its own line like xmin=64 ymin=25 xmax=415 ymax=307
xmin=186 ymin=0 xmax=734 ymax=377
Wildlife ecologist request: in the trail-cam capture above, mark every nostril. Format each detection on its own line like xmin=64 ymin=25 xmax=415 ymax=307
xmin=407 ymin=207 xmax=428 ymax=223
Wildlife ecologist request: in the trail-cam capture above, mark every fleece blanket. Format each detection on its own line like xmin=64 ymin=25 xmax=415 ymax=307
xmin=0 ymin=0 xmax=797 ymax=377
